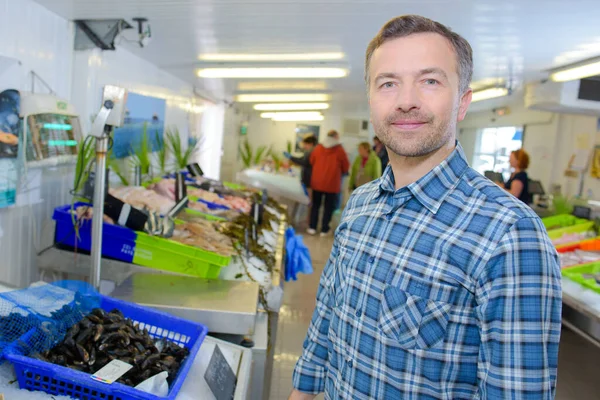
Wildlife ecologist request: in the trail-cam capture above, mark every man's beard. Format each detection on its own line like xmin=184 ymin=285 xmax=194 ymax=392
xmin=372 ymin=110 xmax=454 ymax=158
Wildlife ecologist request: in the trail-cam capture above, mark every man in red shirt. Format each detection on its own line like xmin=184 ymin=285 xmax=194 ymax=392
xmin=308 ymin=130 xmax=350 ymax=236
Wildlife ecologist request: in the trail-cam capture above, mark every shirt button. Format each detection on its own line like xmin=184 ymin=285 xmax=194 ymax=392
xmin=347 ymin=359 xmax=353 ymax=368
xmin=355 ymin=310 xmax=362 ymax=317
xmin=386 ymin=213 xmax=392 ymax=221
xmin=368 ymin=257 xmax=375 ymax=264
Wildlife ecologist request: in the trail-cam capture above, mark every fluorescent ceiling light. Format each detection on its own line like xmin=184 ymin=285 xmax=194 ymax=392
xmin=550 ymin=58 xmax=600 ymax=82
xmin=254 ymin=103 xmax=329 ymax=111
xmin=237 ymin=81 xmax=328 ymax=91
xmin=236 ymin=93 xmax=331 ymax=102
xmin=260 ymin=111 xmax=322 ymax=119
xmin=471 ymin=87 xmax=509 ymax=102
xmin=197 ymin=68 xmax=348 ymax=79
xmin=199 ymin=52 xmax=344 ymax=61
xmin=273 ymin=114 xmax=324 ymax=122
xmin=260 ymin=111 xmax=325 ymax=121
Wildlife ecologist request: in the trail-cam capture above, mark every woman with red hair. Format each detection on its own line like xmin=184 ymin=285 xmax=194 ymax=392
xmin=500 ymin=149 xmax=531 ymax=204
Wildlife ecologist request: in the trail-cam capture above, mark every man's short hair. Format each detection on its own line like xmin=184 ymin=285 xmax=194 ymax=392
xmin=365 ymin=15 xmax=473 ymax=94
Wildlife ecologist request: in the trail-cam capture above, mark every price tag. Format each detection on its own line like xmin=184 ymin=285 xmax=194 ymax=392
xmin=204 ymin=345 xmax=237 ymax=400
xmin=91 ymin=359 xmax=133 ymax=384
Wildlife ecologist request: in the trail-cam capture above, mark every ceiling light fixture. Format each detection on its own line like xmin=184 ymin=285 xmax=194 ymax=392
xmin=550 ymin=56 xmax=600 ymax=82
xmin=260 ymin=111 xmax=322 ymax=119
xmin=471 ymin=87 xmax=509 ymax=102
xmin=253 ymin=103 xmax=329 ymax=111
xmin=199 ymin=52 xmax=344 ymax=61
xmin=260 ymin=111 xmax=324 ymax=121
xmin=237 ymin=81 xmax=328 ymax=91
xmin=235 ymin=94 xmax=331 ymax=102
xmin=197 ymin=68 xmax=348 ymax=79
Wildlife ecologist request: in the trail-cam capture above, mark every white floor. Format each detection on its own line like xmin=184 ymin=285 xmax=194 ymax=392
xmin=270 ymin=234 xmax=600 ymax=399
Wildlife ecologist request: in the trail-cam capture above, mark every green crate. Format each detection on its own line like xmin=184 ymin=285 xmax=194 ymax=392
xmin=542 ymin=214 xmax=588 ymax=229
xmin=132 ymin=232 xmax=230 ymax=279
xmin=223 ymin=181 xmax=246 ymax=190
xmin=546 ymin=221 xmax=595 ymax=240
xmin=541 ymin=214 xmax=595 ymax=240
xmin=562 ymin=262 xmax=600 ymax=295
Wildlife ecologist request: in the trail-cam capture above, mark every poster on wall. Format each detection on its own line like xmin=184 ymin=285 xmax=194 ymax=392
xmin=295 ymin=124 xmax=320 ymax=152
xmin=0 ymin=89 xmax=20 ymax=208
xmin=111 ymin=91 xmax=166 ymax=159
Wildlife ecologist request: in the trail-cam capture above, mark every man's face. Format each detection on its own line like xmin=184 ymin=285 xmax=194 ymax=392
xmin=302 ymin=142 xmax=313 ymax=152
xmin=368 ymin=33 xmax=472 ymax=158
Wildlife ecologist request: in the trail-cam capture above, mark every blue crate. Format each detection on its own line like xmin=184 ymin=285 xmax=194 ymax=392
xmin=4 ymin=295 xmax=208 ymax=400
xmin=53 ymin=203 xmax=137 ymax=263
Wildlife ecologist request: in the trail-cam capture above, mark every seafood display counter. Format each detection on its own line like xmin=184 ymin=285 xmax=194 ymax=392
xmin=0 ymin=281 xmax=253 ymax=399
xmin=562 ymin=277 xmax=600 ymax=346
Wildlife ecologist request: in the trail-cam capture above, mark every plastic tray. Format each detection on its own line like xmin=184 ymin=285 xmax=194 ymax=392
xmin=134 ymin=233 xmax=229 ymax=279
xmin=542 ymin=214 xmax=587 ymax=229
xmin=53 ymin=203 xmax=231 ymax=278
xmin=4 ymin=295 xmax=208 ymax=400
xmin=556 ymin=238 xmax=600 ymax=253
xmin=541 ymin=214 xmax=595 ymax=240
xmin=562 ymin=262 xmax=600 ymax=295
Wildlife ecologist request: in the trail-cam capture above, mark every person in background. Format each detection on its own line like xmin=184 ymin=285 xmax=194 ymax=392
xmin=498 ymin=149 xmax=531 ymax=204
xmin=291 ymin=14 xmax=560 ymax=400
xmin=308 ymin=130 xmax=350 ymax=236
xmin=284 ymin=135 xmax=318 ymax=197
xmin=349 ymin=142 xmax=382 ymax=191
xmin=373 ymin=135 xmax=389 ymax=171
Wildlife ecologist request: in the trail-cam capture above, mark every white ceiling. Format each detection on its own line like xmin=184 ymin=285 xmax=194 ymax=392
xmin=33 ymin=0 xmax=600 ymax=114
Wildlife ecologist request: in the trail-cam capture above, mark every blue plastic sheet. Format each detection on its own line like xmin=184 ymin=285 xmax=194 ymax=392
xmin=285 ymin=227 xmax=314 ymax=281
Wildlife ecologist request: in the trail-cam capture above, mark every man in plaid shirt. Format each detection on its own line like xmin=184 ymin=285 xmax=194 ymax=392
xmin=290 ymin=15 xmax=562 ymax=400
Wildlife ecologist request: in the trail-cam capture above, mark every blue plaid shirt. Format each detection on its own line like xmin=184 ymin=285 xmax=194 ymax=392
xmin=293 ymin=143 xmax=562 ymax=399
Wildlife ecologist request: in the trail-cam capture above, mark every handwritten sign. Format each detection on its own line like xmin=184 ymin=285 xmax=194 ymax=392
xmin=204 ymin=345 xmax=237 ymax=400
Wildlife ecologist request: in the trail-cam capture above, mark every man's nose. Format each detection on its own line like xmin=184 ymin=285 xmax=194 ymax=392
xmin=395 ymin=84 xmax=420 ymax=112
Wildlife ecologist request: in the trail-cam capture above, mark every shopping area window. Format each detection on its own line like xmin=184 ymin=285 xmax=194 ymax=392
xmin=472 ymin=126 xmax=523 ymax=180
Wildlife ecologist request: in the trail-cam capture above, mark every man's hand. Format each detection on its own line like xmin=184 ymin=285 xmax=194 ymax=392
xmin=288 ymin=389 xmax=317 ymax=400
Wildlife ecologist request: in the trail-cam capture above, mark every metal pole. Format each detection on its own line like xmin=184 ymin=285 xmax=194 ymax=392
xmin=90 ymin=135 xmax=110 ymax=290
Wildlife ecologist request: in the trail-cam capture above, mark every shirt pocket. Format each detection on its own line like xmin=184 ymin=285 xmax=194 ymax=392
xmin=378 ymin=271 xmax=457 ymax=350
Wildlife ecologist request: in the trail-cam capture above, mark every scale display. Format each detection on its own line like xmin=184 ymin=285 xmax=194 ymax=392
xmin=26 ymin=113 xmax=81 ymax=162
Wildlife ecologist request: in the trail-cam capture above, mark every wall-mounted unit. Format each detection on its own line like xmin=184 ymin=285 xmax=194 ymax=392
xmin=525 ymin=78 xmax=600 ymax=115
xmin=343 ymin=118 xmax=370 ymax=138
xmin=20 ymin=93 xmax=82 ymax=168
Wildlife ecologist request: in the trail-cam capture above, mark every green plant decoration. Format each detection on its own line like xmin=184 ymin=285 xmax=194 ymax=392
xmin=166 ymin=128 xmax=195 ymax=169
xmin=286 ymin=140 xmax=293 ymax=154
xmin=239 ymin=139 xmax=253 ymax=169
xmin=254 ymin=145 xmax=269 ymax=166
xmin=73 ymin=136 xmax=95 ymax=195
xmin=270 ymin=149 xmax=282 ymax=172
xmin=154 ymin=131 xmax=168 ymax=175
xmin=129 ymin=123 xmax=152 ymax=179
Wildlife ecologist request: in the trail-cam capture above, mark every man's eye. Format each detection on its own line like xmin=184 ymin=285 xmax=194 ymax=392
xmin=381 ymin=82 xmax=395 ymax=88
xmin=424 ymin=79 xmax=439 ymax=85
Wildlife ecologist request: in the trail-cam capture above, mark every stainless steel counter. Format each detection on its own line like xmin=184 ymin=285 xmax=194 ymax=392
xmin=111 ymin=273 xmax=260 ymax=335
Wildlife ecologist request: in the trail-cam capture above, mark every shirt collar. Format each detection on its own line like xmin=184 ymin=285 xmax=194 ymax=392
xmin=378 ymin=142 xmax=469 ymax=214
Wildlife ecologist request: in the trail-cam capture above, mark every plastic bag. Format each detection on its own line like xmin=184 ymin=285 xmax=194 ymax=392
xmin=135 ymin=371 xmax=169 ymax=396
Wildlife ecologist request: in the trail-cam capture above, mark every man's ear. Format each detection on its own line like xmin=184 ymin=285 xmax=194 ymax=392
xmin=457 ymin=89 xmax=472 ymax=122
